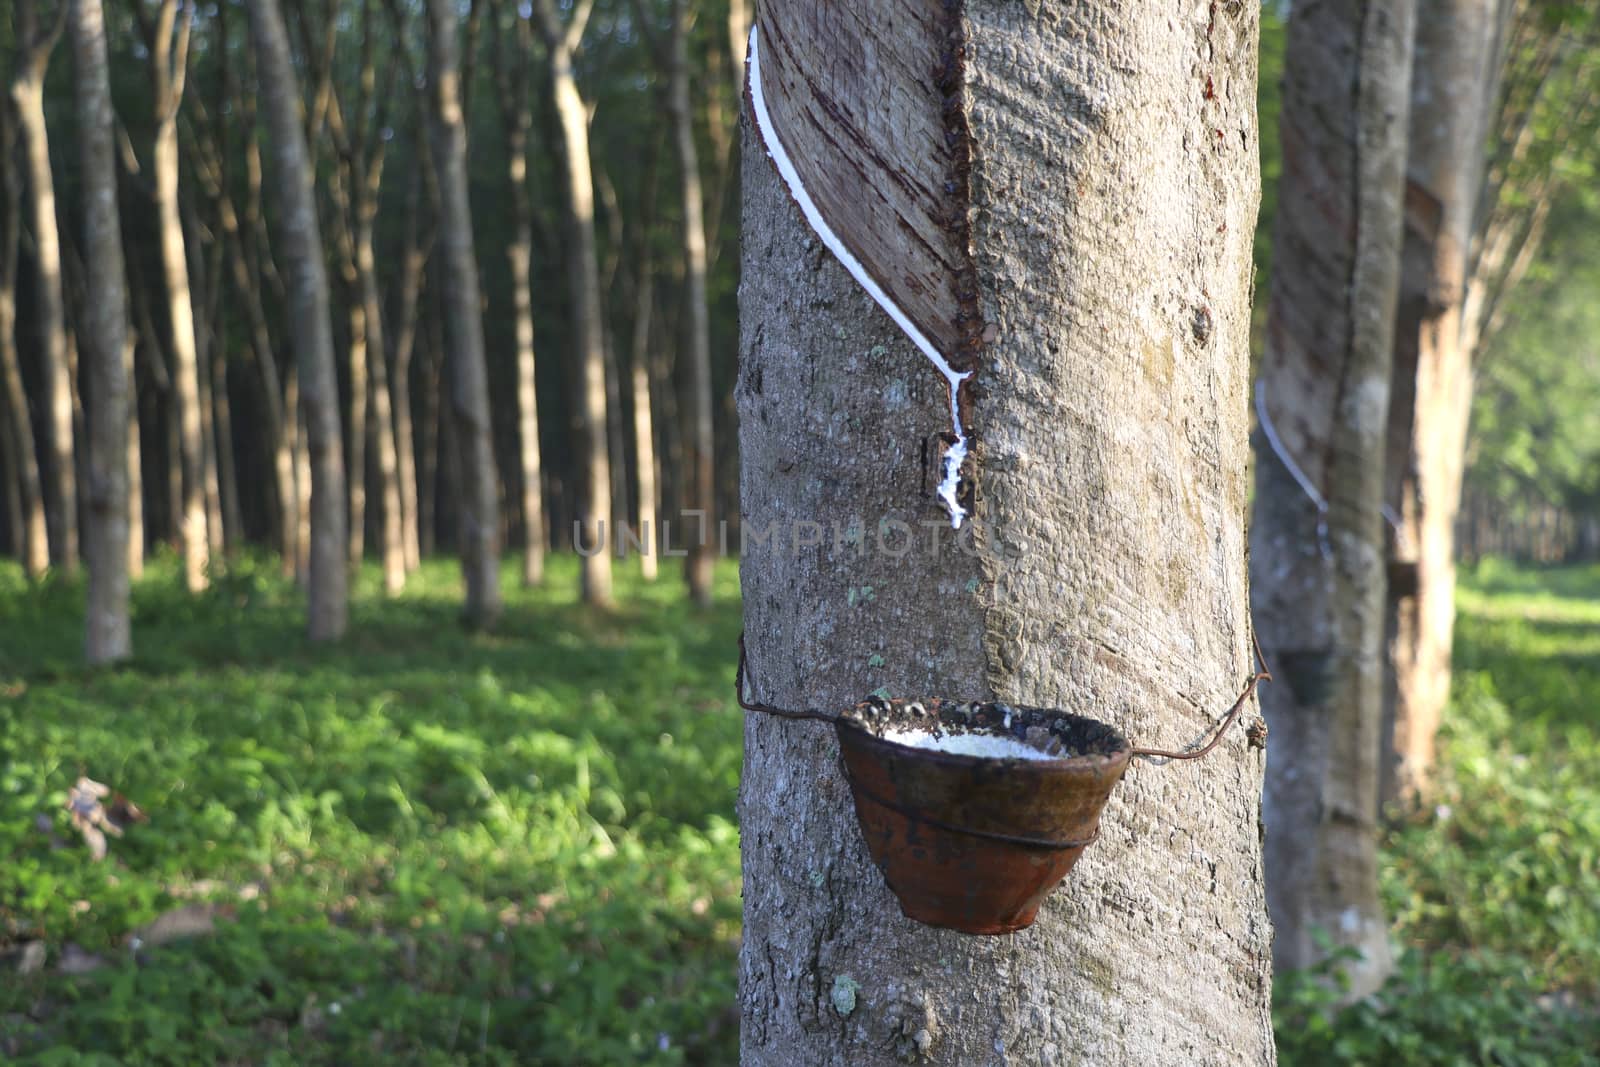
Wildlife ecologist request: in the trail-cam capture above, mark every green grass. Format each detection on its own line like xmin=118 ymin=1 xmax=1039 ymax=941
xmin=1277 ymin=560 xmax=1600 ymax=1066
xmin=3 ymin=552 xmax=1596 ymax=1064
xmin=0 ymin=551 xmax=744 ymax=1065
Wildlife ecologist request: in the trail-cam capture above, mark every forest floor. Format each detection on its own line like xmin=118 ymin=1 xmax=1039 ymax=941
xmin=0 ymin=553 xmax=1596 ymax=1064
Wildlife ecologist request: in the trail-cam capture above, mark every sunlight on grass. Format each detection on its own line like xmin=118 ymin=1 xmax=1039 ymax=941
xmin=0 ymin=552 xmax=743 ymax=1065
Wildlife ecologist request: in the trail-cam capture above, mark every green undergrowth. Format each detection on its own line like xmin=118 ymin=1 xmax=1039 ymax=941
xmin=0 ymin=550 xmax=744 ymax=1065
xmin=1277 ymin=560 xmax=1600 ymax=1066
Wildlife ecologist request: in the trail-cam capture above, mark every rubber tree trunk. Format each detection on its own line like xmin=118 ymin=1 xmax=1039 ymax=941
xmin=602 ymin=322 xmax=628 ymax=552
xmin=537 ymin=1 xmax=613 ymax=607
xmin=211 ymin=339 xmax=241 ymax=547
xmin=668 ymin=0 xmax=714 ymax=605
xmin=125 ymin=335 xmax=143 ymax=578
xmin=427 ymin=0 xmax=502 ymax=628
xmin=737 ymin=3 xmax=1271 ymax=1063
xmin=342 ymin=260 xmax=368 ymax=566
xmin=286 ymin=366 xmax=312 ymax=582
xmin=390 ymin=178 xmax=425 ymax=573
xmin=629 ymin=267 xmax=658 ymax=581
xmin=490 ymin=2 xmax=547 ymax=588
xmin=1252 ymin=0 xmax=1414 ymax=998
xmin=247 ymin=0 xmax=348 ymax=640
xmin=224 ymin=217 xmax=295 ymax=563
xmin=1382 ymin=0 xmax=1501 ymax=805
xmin=215 ymin=95 xmax=297 ymax=567
xmin=418 ymin=294 xmax=443 ymax=558
xmin=74 ymin=0 xmax=132 ymax=663
xmin=143 ymin=0 xmax=209 ymax=592
xmin=507 ymin=194 xmax=547 ymax=588
xmin=10 ymin=6 xmax=77 ymax=574
xmin=186 ymin=207 xmax=226 ymax=557
xmin=1 ymin=402 xmax=20 ymax=558
xmin=0 ymin=104 xmax=50 ymax=580
xmin=357 ymin=214 xmax=405 ymax=594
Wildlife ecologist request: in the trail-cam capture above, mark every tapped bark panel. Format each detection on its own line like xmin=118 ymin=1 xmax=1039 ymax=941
xmin=754 ymin=0 xmax=978 ymax=369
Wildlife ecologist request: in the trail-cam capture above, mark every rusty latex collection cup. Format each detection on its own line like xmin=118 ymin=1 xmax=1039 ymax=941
xmin=735 ymin=635 xmax=1268 ymax=935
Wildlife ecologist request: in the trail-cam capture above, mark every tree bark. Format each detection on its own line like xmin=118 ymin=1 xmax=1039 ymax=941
xmin=0 ymin=101 xmax=50 ymax=579
xmin=1382 ymin=0 xmax=1502 ymax=805
xmin=1251 ymin=0 xmax=1414 ymax=997
xmin=668 ymin=0 xmax=715 ymax=605
xmin=737 ymin=4 xmax=1271 ymax=1063
xmin=11 ymin=0 xmax=77 ymax=573
xmin=247 ymin=0 xmax=348 ymax=640
xmin=535 ymin=0 xmax=612 ymax=606
xmin=73 ymin=0 xmax=131 ymax=663
xmin=428 ymin=0 xmax=502 ymax=627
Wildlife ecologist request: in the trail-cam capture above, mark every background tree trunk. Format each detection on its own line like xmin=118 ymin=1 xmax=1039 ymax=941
xmin=428 ymin=0 xmax=502 ymax=627
xmin=189 ymin=91 xmax=296 ymax=565
xmin=125 ymin=334 xmax=143 ymax=577
xmin=330 ymin=190 xmax=369 ymax=566
xmin=11 ymin=1 xmax=77 ymax=573
xmin=737 ymin=4 xmax=1270 ymax=1063
xmin=186 ymin=204 xmax=227 ymax=556
xmin=1382 ymin=0 xmax=1502 ymax=805
xmin=211 ymin=332 xmax=241 ymax=547
xmin=389 ymin=170 xmax=427 ymax=574
xmin=1252 ymin=0 xmax=1414 ymax=997
xmin=74 ymin=0 xmax=132 ymax=664
xmin=287 ymin=366 xmax=312 ymax=582
xmin=491 ymin=0 xmax=546 ymax=588
xmin=248 ymin=0 xmax=348 ymax=639
xmin=1 ymin=397 xmax=21 ymax=558
xmin=140 ymin=0 xmax=209 ymax=591
xmin=128 ymin=262 xmax=176 ymax=559
xmin=668 ymin=0 xmax=714 ymax=606
xmin=629 ymin=265 xmax=657 ymax=581
xmin=0 ymin=102 xmax=50 ymax=579
xmin=536 ymin=0 xmax=612 ymax=607
xmin=360 ymin=214 xmax=405 ymax=594
xmin=419 ymin=285 xmax=445 ymax=559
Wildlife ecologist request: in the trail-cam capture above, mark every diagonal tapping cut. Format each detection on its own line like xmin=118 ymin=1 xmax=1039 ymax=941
xmin=746 ymin=19 xmax=976 ymax=527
